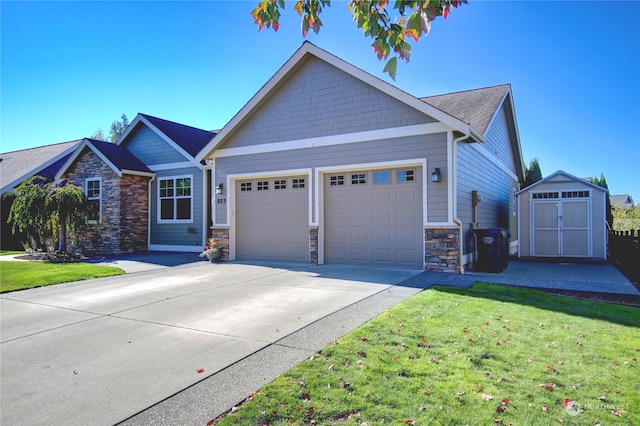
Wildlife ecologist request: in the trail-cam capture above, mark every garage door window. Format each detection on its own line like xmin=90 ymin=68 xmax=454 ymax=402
xmin=397 ymin=170 xmax=415 ymax=182
xmin=274 ymin=180 xmax=286 ymax=190
xmin=373 ymin=171 xmax=390 ymax=184
xmin=330 ymin=175 xmax=344 ymax=186
xmin=240 ymin=182 xmax=252 ymax=192
xmin=257 ymin=181 xmax=269 ymax=191
xmin=351 ymin=173 xmax=366 ymax=185
xmin=292 ymin=178 xmax=305 ymax=189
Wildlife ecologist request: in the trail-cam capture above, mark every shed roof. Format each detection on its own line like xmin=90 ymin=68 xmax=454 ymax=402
xmin=517 ymin=170 xmax=609 ymax=195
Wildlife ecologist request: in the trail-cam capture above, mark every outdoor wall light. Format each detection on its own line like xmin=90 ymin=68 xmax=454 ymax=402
xmin=431 ymin=168 xmax=441 ymax=183
xmin=215 ymin=183 xmax=224 ymax=195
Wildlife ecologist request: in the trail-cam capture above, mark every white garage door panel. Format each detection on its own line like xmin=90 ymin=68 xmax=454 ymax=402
xmin=324 ymin=167 xmax=423 ymax=269
xmin=236 ymin=176 xmax=309 ymax=263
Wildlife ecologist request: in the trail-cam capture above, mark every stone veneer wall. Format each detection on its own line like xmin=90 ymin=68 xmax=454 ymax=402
xmin=210 ymin=227 xmax=229 ymax=260
xmin=63 ymin=149 xmax=149 ymax=255
xmin=119 ymin=174 xmax=149 ymax=253
xmin=425 ymin=227 xmax=461 ymax=273
xmin=309 ymin=227 xmax=318 ymax=265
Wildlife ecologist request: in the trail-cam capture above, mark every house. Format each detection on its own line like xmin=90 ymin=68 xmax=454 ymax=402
xmin=197 ymin=42 xmax=525 ymax=272
xmin=1 ymin=140 xmax=81 ymax=249
xmin=611 ymin=194 xmax=635 ymax=209
xmin=56 ymin=114 xmax=216 ymax=255
xmin=517 ymin=170 xmax=608 ymax=260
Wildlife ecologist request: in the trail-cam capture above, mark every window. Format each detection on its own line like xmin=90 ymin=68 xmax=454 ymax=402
xmin=85 ymin=178 xmax=101 ymax=222
xmin=397 ymin=170 xmax=415 ymax=182
xmin=240 ymin=182 xmax=252 ymax=192
xmin=373 ymin=171 xmax=390 ymax=184
xmin=532 ymin=192 xmax=559 ymax=200
xmin=257 ymin=181 xmax=269 ymax=191
xmin=292 ymin=178 xmax=305 ymax=189
xmin=274 ymin=180 xmax=287 ymax=190
xmin=351 ymin=173 xmax=366 ymax=185
xmin=330 ymin=175 xmax=344 ymax=186
xmin=562 ymin=190 xmax=589 ymax=198
xmin=158 ymin=176 xmax=192 ymax=222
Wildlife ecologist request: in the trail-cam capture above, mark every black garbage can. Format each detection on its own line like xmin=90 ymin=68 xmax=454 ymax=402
xmin=474 ymin=228 xmax=505 ymax=273
xmin=499 ymin=229 xmax=510 ymax=270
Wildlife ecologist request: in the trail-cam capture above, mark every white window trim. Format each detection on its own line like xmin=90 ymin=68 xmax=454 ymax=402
xmin=157 ymin=174 xmax=194 ymax=224
xmin=85 ymin=177 xmax=102 ymax=223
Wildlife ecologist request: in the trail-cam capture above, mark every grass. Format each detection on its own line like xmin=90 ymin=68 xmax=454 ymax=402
xmin=0 ymin=250 xmax=23 ymax=255
xmin=0 ymin=261 xmax=125 ymax=292
xmin=213 ymin=284 xmax=640 ymax=425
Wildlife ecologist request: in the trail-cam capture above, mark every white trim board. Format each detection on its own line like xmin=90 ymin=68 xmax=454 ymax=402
xmin=212 ymin=123 xmax=450 ymax=159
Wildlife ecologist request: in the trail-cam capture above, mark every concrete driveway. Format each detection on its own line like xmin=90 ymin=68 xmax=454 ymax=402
xmin=1 ymin=262 xmax=422 ymax=426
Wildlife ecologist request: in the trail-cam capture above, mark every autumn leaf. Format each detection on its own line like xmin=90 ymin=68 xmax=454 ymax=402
xmin=196 ymin=368 xmax=206 ymax=373
xmin=482 ymin=393 xmax=493 ymax=401
xmin=360 ymin=336 xmax=369 ymax=341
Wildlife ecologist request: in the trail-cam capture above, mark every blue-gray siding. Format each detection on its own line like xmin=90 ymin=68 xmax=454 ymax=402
xmin=123 ymin=124 xmax=188 ymax=165
xmin=224 ymin=56 xmax=436 ymax=148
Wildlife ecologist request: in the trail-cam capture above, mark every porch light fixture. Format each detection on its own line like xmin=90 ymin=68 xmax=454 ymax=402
xmin=431 ymin=168 xmax=441 ymax=183
xmin=215 ymin=183 xmax=224 ymax=195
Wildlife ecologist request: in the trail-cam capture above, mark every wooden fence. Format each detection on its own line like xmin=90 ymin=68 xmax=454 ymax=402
xmin=609 ymin=229 xmax=640 ymax=270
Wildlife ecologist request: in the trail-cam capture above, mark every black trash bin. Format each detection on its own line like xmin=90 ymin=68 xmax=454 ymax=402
xmin=474 ymin=228 xmax=506 ymax=273
xmin=499 ymin=229 xmax=510 ymax=270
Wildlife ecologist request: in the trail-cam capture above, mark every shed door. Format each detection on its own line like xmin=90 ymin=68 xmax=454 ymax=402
xmin=236 ymin=176 xmax=309 ymax=263
xmin=531 ymin=191 xmax=591 ymax=257
xmin=324 ymin=168 xmax=423 ymax=269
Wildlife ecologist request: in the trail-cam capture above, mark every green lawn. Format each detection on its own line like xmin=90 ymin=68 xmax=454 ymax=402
xmin=213 ymin=284 xmax=640 ymax=425
xmin=0 ymin=261 xmax=125 ymax=292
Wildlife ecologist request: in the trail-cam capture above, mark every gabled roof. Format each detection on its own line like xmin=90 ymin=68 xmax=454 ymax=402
xmin=611 ymin=194 xmax=635 ymax=208
xmin=1 ymin=140 xmax=81 ymax=194
xmin=118 ymin=113 xmax=216 ymax=160
xmin=517 ymin=170 xmax=609 ymax=195
xmin=196 ymin=42 xmax=485 ymax=162
xmin=421 ymin=84 xmax=511 ymax=136
xmin=56 ymin=138 xmax=154 ymax=180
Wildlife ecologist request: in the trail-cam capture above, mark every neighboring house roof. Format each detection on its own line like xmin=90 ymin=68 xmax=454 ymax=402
xmin=56 ymin=138 xmax=154 ymax=180
xmin=611 ymin=194 xmax=635 ymax=208
xmin=0 ymin=140 xmax=81 ymax=194
xmin=196 ymin=42 xmax=486 ymax=162
xmin=516 ymin=170 xmax=609 ymax=195
xmin=118 ymin=113 xmax=216 ymax=161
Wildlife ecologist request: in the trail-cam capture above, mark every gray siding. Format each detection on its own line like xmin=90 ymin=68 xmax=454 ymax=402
xmin=214 ymin=133 xmax=448 ymax=224
xmin=123 ymin=124 xmax=188 ymax=165
xmin=224 ymin=57 xmax=436 ymax=148
xmin=149 ymin=166 xmax=205 ymax=248
xmin=457 ymin=145 xmax=519 ymax=262
xmin=483 ymin=105 xmax=517 ymax=171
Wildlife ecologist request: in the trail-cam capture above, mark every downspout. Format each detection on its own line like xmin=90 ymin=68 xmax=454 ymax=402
xmin=147 ymin=175 xmax=156 ymax=251
xmin=451 ymin=129 xmax=472 ymax=274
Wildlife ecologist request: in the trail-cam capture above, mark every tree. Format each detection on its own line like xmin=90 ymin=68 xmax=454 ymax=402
xmin=590 ymin=173 xmax=613 ymax=228
xmin=7 ymin=176 xmax=90 ymax=252
xmin=109 ymin=113 xmax=130 ymax=142
xmin=251 ymin=0 xmax=467 ymax=79
xmin=91 ymin=128 xmax=107 ymax=141
xmin=522 ymin=158 xmax=542 ymax=189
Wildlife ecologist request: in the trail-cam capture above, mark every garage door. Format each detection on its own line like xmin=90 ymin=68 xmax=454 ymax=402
xmin=324 ymin=167 xmax=423 ymax=268
xmin=236 ymin=176 xmax=309 ymax=262
xmin=532 ymin=190 xmax=590 ymax=257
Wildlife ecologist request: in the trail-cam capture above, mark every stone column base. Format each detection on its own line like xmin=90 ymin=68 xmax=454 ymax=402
xmin=425 ymin=227 xmax=461 ymax=273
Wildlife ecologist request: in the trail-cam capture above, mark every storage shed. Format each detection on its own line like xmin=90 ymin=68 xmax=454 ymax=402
xmin=517 ymin=170 xmax=608 ymax=260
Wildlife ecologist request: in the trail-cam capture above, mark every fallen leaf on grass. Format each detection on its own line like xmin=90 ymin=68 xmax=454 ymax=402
xmin=360 ymin=337 xmax=368 ymax=341
xmin=496 ymin=405 xmax=506 ymax=413
xmin=482 ymin=393 xmax=493 ymax=401
xmin=542 ymin=406 xmax=549 ymax=412
xmin=528 ymin=357 xmax=535 ymax=363
xmin=540 ymin=383 xmax=557 ymax=391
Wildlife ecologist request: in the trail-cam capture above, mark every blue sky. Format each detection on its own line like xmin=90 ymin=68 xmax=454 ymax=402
xmin=2 ymin=1 xmax=639 ymax=201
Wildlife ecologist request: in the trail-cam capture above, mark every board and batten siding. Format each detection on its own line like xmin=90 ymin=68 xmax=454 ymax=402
xmin=213 ymin=132 xmax=448 ymax=225
xmin=122 ymin=124 xmax=187 ymax=165
xmin=225 ymin=56 xmax=437 ymax=148
xmin=149 ymin=166 xmax=205 ymax=249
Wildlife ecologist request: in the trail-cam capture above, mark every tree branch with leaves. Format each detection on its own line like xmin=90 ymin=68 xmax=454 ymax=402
xmin=251 ymin=0 xmax=466 ymax=79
